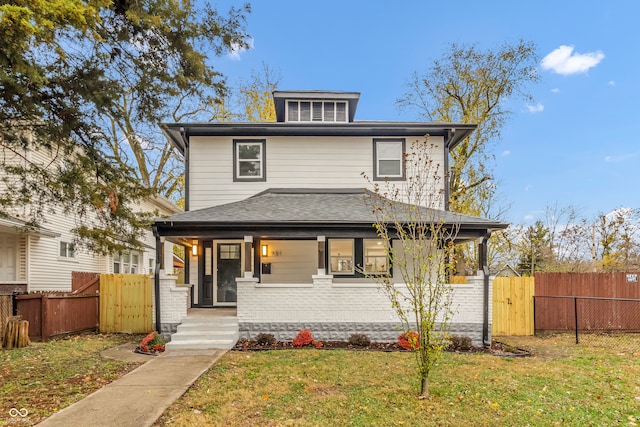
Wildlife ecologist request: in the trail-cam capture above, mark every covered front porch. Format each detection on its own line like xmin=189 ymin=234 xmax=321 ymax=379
xmin=153 ymin=189 xmax=506 ymax=347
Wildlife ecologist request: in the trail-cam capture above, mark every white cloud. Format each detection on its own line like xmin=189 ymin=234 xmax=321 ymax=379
xmin=227 ymin=38 xmax=254 ymax=60
xmin=527 ymin=103 xmax=544 ymax=113
xmin=502 ymin=150 xmax=511 ymax=157
xmin=541 ymin=45 xmax=605 ymax=75
xmin=605 ymin=152 xmax=638 ymax=163
xmin=551 ymin=88 xmax=560 ymax=93
xmin=524 ymin=214 xmax=534 ymax=221
xmin=525 ymin=184 xmax=533 ymax=192
xmin=608 ymin=80 xmax=616 ymax=86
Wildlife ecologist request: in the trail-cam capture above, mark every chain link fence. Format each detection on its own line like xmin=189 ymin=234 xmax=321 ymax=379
xmin=534 ymin=295 xmax=640 ymax=354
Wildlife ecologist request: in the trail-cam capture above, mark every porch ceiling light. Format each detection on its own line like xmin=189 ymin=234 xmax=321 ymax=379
xmin=261 ymin=244 xmax=268 ymax=257
xmin=192 ymin=240 xmax=198 ymax=256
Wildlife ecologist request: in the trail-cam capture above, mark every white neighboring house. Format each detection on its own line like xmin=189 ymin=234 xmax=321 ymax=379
xmin=0 ymin=142 xmax=180 ymax=295
xmin=155 ymin=90 xmax=507 ymax=346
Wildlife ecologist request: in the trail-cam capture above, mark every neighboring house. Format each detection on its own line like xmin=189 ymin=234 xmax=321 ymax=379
xmin=0 ymin=143 xmax=180 ymax=295
xmin=155 ymin=90 xmax=507 ymax=346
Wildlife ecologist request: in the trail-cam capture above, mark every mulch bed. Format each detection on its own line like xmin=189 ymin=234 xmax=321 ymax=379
xmin=233 ymin=339 xmax=531 ymax=356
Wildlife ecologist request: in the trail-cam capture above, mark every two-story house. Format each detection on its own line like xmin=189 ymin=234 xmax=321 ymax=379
xmin=0 ymin=141 xmax=180 ymax=295
xmin=154 ymin=90 xmax=506 ymax=346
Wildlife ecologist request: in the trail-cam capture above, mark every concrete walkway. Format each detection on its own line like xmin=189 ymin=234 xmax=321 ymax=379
xmin=37 ymin=348 xmax=226 ymax=427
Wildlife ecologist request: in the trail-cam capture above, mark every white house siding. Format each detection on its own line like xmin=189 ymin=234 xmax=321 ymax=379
xmin=188 ymin=135 xmax=445 ymax=210
xmin=237 ymin=275 xmax=489 ymax=346
xmin=0 ymin=143 xmax=180 ymax=291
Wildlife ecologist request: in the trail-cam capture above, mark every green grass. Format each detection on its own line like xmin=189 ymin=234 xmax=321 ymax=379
xmin=156 ymin=336 xmax=640 ymax=426
xmin=0 ymin=333 xmax=144 ymax=425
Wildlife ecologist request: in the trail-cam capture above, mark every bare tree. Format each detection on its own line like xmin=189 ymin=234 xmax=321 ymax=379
xmin=363 ymin=136 xmax=459 ymax=398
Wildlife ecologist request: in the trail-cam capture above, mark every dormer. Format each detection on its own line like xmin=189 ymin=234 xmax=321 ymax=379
xmin=273 ymin=90 xmax=360 ymax=123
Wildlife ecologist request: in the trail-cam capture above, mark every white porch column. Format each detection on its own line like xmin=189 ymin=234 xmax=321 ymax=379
xmin=244 ymin=235 xmax=254 ymax=278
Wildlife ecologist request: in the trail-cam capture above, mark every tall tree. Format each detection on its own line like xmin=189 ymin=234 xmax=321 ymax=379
xmin=397 ymin=40 xmax=539 ymax=216
xmin=0 ymin=1 xmax=250 ymax=253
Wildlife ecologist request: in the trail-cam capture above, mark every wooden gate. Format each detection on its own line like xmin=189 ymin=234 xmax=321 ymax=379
xmin=100 ymin=274 xmax=153 ymax=333
xmin=492 ymin=277 xmax=535 ymax=336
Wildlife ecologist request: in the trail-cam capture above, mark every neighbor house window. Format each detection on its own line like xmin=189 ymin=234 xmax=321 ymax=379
xmin=363 ymin=239 xmax=389 ymax=274
xmin=148 ymin=258 xmax=154 ymax=275
xmin=233 ymin=139 xmax=266 ymax=182
xmin=113 ymin=251 xmax=139 ymax=274
xmin=373 ymin=138 xmax=405 ymax=180
xmin=286 ymin=100 xmax=348 ymax=122
xmin=59 ymin=240 xmax=76 ymax=259
xmin=328 ymin=239 xmax=354 ymax=275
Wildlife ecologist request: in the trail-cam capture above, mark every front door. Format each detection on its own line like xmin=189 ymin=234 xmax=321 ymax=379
xmin=214 ymin=241 xmax=242 ymax=306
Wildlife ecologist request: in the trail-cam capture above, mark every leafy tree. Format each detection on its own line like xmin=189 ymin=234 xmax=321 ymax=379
xmin=397 ymin=40 xmax=539 ymax=216
xmin=517 ymin=220 xmax=553 ymax=276
xmin=363 ymin=136 xmax=459 ymax=398
xmin=594 ymin=209 xmax=640 ymax=272
xmin=0 ymin=1 xmax=250 ymax=254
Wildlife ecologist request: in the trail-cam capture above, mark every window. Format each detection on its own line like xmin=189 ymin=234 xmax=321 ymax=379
xmin=328 ymin=238 xmax=390 ymax=277
xmin=233 ymin=139 xmax=266 ymax=182
xmin=286 ymin=100 xmax=348 ymax=122
xmin=363 ymin=239 xmax=389 ymax=274
xmin=148 ymin=258 xmax=154 ymax=275
xmin=113 ymin=251 xmax=140 ymax=274
xmin=59 ymin=240 xmax=76 ymax=259
xmin=373 ymin=138 xmax=405 ymax=180
xmin=328 ymin=239 xmax=354 ymax=275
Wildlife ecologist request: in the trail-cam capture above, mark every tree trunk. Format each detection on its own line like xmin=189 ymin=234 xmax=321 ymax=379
xmin=2 ymin=316 xmax=30 ymax=349
xmin=419 ymin=375 xmax=429 ymax=399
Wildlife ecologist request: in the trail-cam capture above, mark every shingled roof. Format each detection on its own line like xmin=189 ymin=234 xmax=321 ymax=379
xmin=157 ymin=188 xmax=506 ymax=230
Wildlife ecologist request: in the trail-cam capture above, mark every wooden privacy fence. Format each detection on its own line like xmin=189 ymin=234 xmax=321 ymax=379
xmin=492 ymin=276 xmax=535 ymax=336
xmin=99 ymin=274 xmax=153 ymax=334
xmin=534 ymin=272 xmax=640 ymax=332
xmin=0 ymin=294 xmax=14 ymax=339
xmin=16 ymin=293 xmax=99 ymax=341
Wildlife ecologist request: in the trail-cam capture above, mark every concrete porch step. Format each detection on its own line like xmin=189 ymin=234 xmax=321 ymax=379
xmin=166 ymin=314 xmax=239 ymax=351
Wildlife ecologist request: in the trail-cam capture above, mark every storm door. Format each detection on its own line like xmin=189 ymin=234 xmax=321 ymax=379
xmin=214 ymin=241 xmax=242 ymax=306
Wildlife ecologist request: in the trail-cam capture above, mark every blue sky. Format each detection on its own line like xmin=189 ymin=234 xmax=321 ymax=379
xmin=212 ymin=0 xmax=638 ymax=224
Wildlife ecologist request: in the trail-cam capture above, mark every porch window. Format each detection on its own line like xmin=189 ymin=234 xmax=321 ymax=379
xmin=363 ymin=239 xmax=389 ymax=274
xmin=373 ymin=138 xmax=405 ymax=180
xmin=233 ymin=139 xmax=266 ymax=182
xmin=328 ymin=239 xmax=354 ymax=275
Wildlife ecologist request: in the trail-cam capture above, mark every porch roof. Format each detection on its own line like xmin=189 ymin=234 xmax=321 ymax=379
xmin=154 ymin=188 xmax=507 ymax=239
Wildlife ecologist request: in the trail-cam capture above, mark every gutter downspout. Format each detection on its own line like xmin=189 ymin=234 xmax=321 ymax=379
xmin=443 ymin=129 xmax=455 ymax=211
xmin=480 ymin=231 xmax=492 ymax=346
xmin=152 ymin=225 xmax=162 ymax=333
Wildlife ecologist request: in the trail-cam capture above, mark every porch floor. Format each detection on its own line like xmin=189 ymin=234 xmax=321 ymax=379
xmin=187 ymin=307 xmax=237 ymax=318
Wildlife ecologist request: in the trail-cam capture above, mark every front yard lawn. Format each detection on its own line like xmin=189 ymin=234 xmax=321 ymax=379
xmin=156 ymin=335 xmax=640 ymax=426
xmin=0 ymin=333 xmax=144 ymax=425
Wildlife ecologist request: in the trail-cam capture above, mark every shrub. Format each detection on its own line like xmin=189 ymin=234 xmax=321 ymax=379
xmin=254 ymin=333 xmax=276 ymax=346
xmin=292 ymin=329 xmax=322 ymax=348
xmin=398 ymin=330 xmax=420 ymax=351
xmin=348 ymin=333 xmax=371 ymax=347
xmin=448 ymin=335 xmax=473 ymax=351
xmin=139 ymin=331 xmax=166 ymax=353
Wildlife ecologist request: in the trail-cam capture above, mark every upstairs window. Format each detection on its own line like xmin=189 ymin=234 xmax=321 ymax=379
xmin=373 ymin=138 xmax=405 ymax=181
xmin=233 ymin=139 xmax=266 ymax=182
xmin=287 ymin=100 xmax=348 ymax=122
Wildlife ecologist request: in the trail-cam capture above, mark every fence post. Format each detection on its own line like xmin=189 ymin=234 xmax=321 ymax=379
xmin=533 ymin=296 xmax=537 ymax=337
xmin=574 ymin=297 xmax=579 ymax=344
xmin=12 ymin=292 xmax=17 ymax=316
